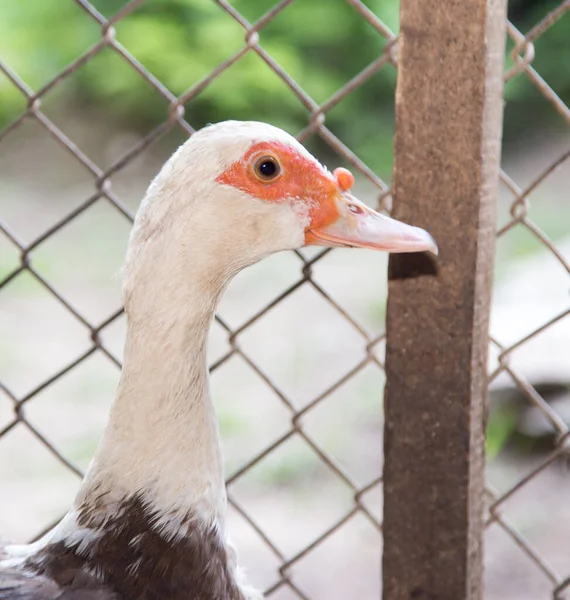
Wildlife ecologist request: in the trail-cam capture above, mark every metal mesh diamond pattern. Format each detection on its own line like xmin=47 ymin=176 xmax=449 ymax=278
xmin=0 ymin=0 xmax=569 ymax=598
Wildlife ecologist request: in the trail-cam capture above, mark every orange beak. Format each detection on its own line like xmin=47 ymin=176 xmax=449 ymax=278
xmin=307 ymin=193 xmax=438 ymax=255
xmin=306 ymin=169 xmax=438 ymax=255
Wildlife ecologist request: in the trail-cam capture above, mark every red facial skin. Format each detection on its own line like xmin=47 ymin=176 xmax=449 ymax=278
xmin=216 ymin=142 xmax=355 ymax=244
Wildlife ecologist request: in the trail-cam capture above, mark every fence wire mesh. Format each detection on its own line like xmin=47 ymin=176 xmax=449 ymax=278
xmin=0 ymin=0 xmax=568 ymax=598
xmin=0 ymin=1 xmax=393 ymax=598
xmin=486 ymin=3 xmax=570 ymax=598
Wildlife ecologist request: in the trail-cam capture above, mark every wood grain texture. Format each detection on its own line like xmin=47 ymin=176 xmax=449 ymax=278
xmin=382 ymin=1 xmax=507 ymax=598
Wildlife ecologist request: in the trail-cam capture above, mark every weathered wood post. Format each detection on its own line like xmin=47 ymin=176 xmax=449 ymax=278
xmin=382 ymin=0 xmax=508 ymax=598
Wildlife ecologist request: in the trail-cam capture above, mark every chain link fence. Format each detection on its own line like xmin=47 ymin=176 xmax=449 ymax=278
xmin=0 ymin=0 xmax=568 ymax=598
xmin=485 ymin=3 xmax=570 ymax=598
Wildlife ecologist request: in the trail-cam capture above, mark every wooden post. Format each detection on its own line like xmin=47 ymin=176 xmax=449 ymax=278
xmin=382 ymin=1 xmax=507 ymax=598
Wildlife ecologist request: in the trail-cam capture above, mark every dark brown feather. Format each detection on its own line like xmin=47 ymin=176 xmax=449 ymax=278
xmin=0 ymin=564 xmax=117 ymax=600
xmin=1 ymin=494 xmax=245 ymax=600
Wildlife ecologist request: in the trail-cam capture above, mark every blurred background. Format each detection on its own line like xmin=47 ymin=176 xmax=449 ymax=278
xmin=0 ymin=1 xmax=569 ymax=598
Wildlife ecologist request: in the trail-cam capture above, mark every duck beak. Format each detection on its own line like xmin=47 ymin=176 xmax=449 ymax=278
xmin=306 ymin=193 xmax=438 ymax=255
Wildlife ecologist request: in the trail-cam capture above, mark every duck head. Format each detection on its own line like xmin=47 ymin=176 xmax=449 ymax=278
xmin=122 ymin=121 xmax=436 ymax=309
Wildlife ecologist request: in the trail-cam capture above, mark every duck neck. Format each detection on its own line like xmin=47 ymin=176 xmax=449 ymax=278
xmin=73 ymin=264 xmax=227 ymax=537
xmin=14 ymin=259 xmax=253 ymax=599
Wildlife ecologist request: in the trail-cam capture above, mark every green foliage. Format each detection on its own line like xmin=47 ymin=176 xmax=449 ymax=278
xmin=0 ymin=0 xmax=400 ymax=173
xmin=0 ymin=0 xmax=568 ymax=172
xmin=486 ymin=402 xmax=519 ymax=460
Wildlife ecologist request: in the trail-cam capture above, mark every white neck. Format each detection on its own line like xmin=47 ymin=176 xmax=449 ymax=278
xmin=20 ymin=124 xmax=308 ymax=550
xmin=72 ymin=253 xmax=228 ymax=537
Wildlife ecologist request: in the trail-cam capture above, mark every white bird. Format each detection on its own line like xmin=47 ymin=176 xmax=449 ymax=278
xmin=0 ymin=121 xmax=436 ymax=600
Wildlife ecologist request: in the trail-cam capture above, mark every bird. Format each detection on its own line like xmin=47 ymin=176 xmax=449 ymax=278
xmin=0 ymin=121 xmax=437 ymax=600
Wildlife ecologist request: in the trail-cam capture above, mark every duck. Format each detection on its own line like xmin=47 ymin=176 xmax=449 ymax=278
xmin=0 ymin=120 xmax=437 ymax=600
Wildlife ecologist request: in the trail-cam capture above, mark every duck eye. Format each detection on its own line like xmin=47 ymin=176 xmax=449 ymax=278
xmin=253 ymin=156 xmax=281 ymax=181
